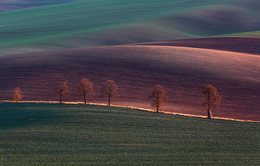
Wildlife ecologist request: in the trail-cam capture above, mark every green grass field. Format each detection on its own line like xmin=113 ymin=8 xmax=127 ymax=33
xmin=0 ymin=103 xmax=259 ymax=165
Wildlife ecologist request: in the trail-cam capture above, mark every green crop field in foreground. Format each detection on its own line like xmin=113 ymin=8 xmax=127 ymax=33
xmin=0 ymin=103 xmax=259 ymax=165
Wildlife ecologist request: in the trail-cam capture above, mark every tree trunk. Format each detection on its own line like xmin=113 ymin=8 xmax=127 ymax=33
xmin=108 ymin=96 xmax=111 ymax=106
xmin=207 ymin=92 xmax=211 ymax=118
xmin=207 ymin=109 xmax=212 ymax=119
xmin=59 ymin=95 xmax=62 ymax=104
xmin=84 ymin=94 xmax=86 ymax=104
xmin=156 ymin=96 xmax=159 ymax=113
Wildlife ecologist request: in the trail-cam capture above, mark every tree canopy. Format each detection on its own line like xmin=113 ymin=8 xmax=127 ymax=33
xmin=78 ymin=78 xmax=94 ymax=104
xmin=13 ymin=87 xmax=22 ymax=102
xmin=202 ymin=84 xmax=222 ymax=119
xmin=103 ymin=80 xmax=118 ymax=106
xmin=55 ymin=81 xmax=69 ymax=103
xmin=150 ymin=84 xmax=166 ymax=113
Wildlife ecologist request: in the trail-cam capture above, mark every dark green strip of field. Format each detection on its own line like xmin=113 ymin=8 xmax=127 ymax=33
xmin=0 ymin=103 xmax=259 ymax=165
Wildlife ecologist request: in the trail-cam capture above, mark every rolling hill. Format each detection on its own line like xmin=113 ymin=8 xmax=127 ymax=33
xmin=0 ymin=0 xmax=81 ymax=11
xmin=140 ymin=37 xmax=260 ymax=55
xmin=0 ymin=103 xmax=259 ymax=165
xmin=0 ymin=45 xmax=259 ymax=121
xmin=1 ymin=1 xmax=259 ymax=164
xmin=0 ymin=0 xmax=259 ymax=56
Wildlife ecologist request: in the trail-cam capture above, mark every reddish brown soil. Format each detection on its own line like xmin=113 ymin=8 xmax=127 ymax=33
xmin=0 ymin=45 xmax=259 ymax=121
xmin=140 ymin=37 xmax=260 ymax=55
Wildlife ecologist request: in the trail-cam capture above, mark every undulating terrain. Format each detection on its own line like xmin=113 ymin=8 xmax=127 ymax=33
xmin=0 ymin=0 xmax=260 ymax=56
xmin=0 ymin=103 xmax=259 ymax=165
xmin=140 ymin=37 xmax=260 ymax=55
xmin=0 ymin=1 xmax=260 ymax=165
xmin=0 ymin=0 xmax=81 ymax=12
xmin=0 ymin=0 xmax=260 ymax=121
xmin=0 ymin=45 xmax=259 ymax=120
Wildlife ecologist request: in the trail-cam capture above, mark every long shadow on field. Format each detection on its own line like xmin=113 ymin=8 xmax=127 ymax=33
xmin=0 ymin=103 xmax=148 ymax=129
xmin=0 ymin=103 xmax=61 ymax=129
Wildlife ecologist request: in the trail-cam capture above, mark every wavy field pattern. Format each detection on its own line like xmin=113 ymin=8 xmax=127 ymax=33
xmin=0 ymin=0 xmax=81 ymax=11
xmin=0 ymin=1 xmax=259 ymax=165
xmin=0 ymin=0 xmax=259 ymax=55
xmin=0 ymin=45 xmax=259 ymax=120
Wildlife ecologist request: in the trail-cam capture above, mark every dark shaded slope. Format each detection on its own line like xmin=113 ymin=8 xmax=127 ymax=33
xmin=0 ymin=45 xmax=259 ymax=120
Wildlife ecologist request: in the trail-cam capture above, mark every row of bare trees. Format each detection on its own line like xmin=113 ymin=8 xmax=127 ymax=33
xmin=55 ymin=79 xmax=118 ymax=106
xmin=9 ymin=79 xmax=221 ymax=119
xmin=148 ymin=84 xmax=221 ymax=119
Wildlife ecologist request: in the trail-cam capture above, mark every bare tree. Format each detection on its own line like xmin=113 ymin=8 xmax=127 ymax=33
xmin=13 ymin=87 xmax=22 ymax=102
xmin=103 ymin=80 xmax=118 ymax=106
xmin=202 ymin=85 xmax=222 ymax=119
xmin=55 ymin=81 xmax=69 ymax=103
xmin=79 ymin=78 xmax=94 ymax=104
xmin=150 ymin=84 xmax=166 ymax=113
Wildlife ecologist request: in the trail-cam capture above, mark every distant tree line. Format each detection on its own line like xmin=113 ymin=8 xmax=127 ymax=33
xmin=3 ymin=78 xmax=221 ymax=119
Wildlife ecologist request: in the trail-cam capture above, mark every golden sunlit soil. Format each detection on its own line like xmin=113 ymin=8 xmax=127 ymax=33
xmin=140 ymin=37 xmax=260 ymax=55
